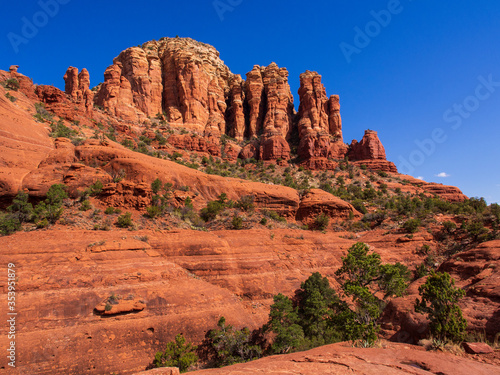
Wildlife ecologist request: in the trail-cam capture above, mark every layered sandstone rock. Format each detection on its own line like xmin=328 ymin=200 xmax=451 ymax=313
xmin=296 ymin=189 xmax=362 ymax=223
xmin=381 ymin=240 xmax=500 ymax=343
xmin=245 ymin=63 xmax=295 ymax=161
xmin=297 ymin=71 xmax=346 ymax=164
xmin=0 ymin=82 xmax=53 ymax=197
xmin=349 ymin=129 xmax=387 ymax=160
xmin=227 ymin=75 xmax=245 ymax=141
xmin=185 ymin=341 xmax=499 ymax=375
xmin=349 ymin=130 xmax=398 ymax=172
xmin=63 ymin=66 xmax=94 ymax=113
xmin=421 ymin=183 xmax=468 ymax=202
xmin=167 ymin=133 xmax=221 ymax=157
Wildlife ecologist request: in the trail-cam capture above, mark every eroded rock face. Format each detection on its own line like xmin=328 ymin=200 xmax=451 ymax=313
xmin=244 ymin=63 xmax=295 ymax=161
xmin=64 ymin=66 xmax=94 ymax=113
xmin=381 ymin=240 xmax=500 ymax=344
xmin=185 ymin=342 xmax=499 ymax=375
xmin=349 ymin=130 xmax=387 ymax=161
xmin=296 ymin=189 xmax=362 ymax=223
xmin=296 ymin=71 xmax=345 ymax=164
xmin=227 ymin=75 xmax=245 ymax=141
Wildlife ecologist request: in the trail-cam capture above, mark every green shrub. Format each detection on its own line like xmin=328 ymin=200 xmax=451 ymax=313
xmin=414 ymin=263 xmax=429 ymax=279
xmin=263 ymin=210 xmax=286 ymax=223
xmin=351 ymin=199 xmax=367 ymax=214
xmin=442 ymin=221 xmax=457 ymax=234
xmin=465 ymin=221 xmax=488 ymax=240
xmin=34 ymin=184 xmax=68 ymax=224
xmin=335 ymin=242 xmax=411 ymax=345
xmin=200 ymin=200 xmax=224 ymax=221
xmin=154 ymin=334 xmax=198 ymax=373
xmin=237 ymin=195 xmax=254 ymax=211
xmin=260 ymin=217 xmax=268 ymax=225
xmin=314 ymin=213 xmax=329 ymax=231
xmin=146 ymin=205 xmax=162 ymax=219
xmin=151 ymin=178 xmax=163 ymax=194
xmin=79 ymin=200 xmax=92 ymax=211
xmin=121 ymin=139 xmax=135 ymax=149
xmin=402 ymin=218 xmax=421 ymax=233
xmin=231 ymin=215 xmax=243 ymax=229
xmin=8 ymin=190 xmax=33 ymax=223
xmin=49 ymin=120 xmax=77 ymax=138
xmin=86 ymin=180 xmax=103 ymax=196
xmin=104 ymin=207 xmax=120 ymax=215
xmin=265 ymin=293 xmax=304 ymax=354
xmin=207 ymin=317 xmax=262 ymax=367
xmin=0 ymin=214 xmax=21 ymax=236
xmin=3 ymin=78 xmax=19 ymax=91
xmin=116 ymin=212 xmax=133 ymax=228
xmin=377 ymin=171 xmax=388 ymax=178
xmin=415 ymin=272 xmax=467 ymax=342
xmin=5 ymin=92 xmax=16 ymax=102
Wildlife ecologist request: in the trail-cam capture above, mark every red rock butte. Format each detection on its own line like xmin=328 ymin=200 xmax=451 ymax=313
xmin=0 ymin=36 xmax=492 ymax=375
xmin=64 ymin=37 xmax=394 ymax=170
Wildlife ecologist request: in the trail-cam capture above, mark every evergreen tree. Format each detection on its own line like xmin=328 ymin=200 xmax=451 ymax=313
xmin=415 ymin=272 xmax=467 ymax=342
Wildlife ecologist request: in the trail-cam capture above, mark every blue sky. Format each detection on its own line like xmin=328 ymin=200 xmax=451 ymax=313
xmin=1 ymin=0 xmax=499 ymax=203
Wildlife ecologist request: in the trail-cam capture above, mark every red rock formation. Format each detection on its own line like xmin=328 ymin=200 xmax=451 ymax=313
xmin=244 ymin=65 xmax=265 ymax=138
xmin=168 ymin=133 xmax=221 ymax=156
xmin=227 ymin=75 xmax=245 ymax=141
xmin=349 ymin=129 xmax=387 ymax=160
xmin=296 ymin=189 xmax=362 ymax=223
xmin=185 ymin=342 xmax=499 ymax=375
xmin=0 ymin=82 xmax=53 ymax=197
xmin=64 ymin=66 xmax=80 ymax=100
xmin=421 ymin=183 xmax=468 ymax=202
xmin=96 ymin=59 xmax=144 ymax=122
xmin=259 ymin=135 xmax=290 ymax=161
xmin=381 ymin=240 xmax=500 ymax=344
xmin=0 ymin=68 xmax=38 ymax=100
xmin=297 ymin=71 xmax=345 ymax=164
xmin=158 ymin=38 xmax=232 ymax=135
xmin=261 ymin=63 xmax=294 ymax=139
xmin=64 ymin=66 xmax=94 ymax=113
xmin=328 ymin=94 xmax=342 ymax=140
xmin=223 ymin=142 xmax=241 ymax=161
xmin=239 ymin=142 xmax=259 ymax=160
xmin=347 ymin=130 xmax=398 ymax=172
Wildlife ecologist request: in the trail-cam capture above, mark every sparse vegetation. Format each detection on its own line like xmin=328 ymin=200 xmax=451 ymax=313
xmin=415 ymin=272 xmax=467 ymax=342
xmin=154 ymin=334 xmax=198 ymax=372
xmin=116 ymin=212 xmax=133 ymax=228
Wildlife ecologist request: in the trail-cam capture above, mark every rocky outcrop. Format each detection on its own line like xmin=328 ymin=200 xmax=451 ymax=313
xmin=296 ymin=71 xmax=346 ymax=165
xmin=0 ymin=81 xmax=53 ymax=198
xmin=185 ymin=341 xmax=499 ymax=375
xmin=348 ymin=130 xmax=398 ymax=172
xmin=91 ymin=38 xmax=401 ymax=168
xmin=227 ymin=75 xmax=245 ymax=141
xmin=296 ymin=189 xmax=362 ymax=223
xmin=422 ymin=183 xmax=468 ymax=202
xmin=167 ymin=133 xmax=221 ymax=156
xmin=63 ymin=66 xmax=94 ymax=113
xmin=349 ymin=129 xmax=386 ymax=160
xmin=248 ymin=63 xmax=295 ymax=161
xmin=381 ymin=240 xmax=500 ymax=344
xmin=95 ymin=60 xmax=143 ymax=122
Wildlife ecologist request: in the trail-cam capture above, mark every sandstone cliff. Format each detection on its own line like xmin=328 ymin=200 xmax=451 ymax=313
xmin=92 ymin=37 xmax=392 ymax=169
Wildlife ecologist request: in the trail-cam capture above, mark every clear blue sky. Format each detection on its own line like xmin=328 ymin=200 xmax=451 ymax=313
xmin=1 ymin=0 xmax=499 ymax=203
